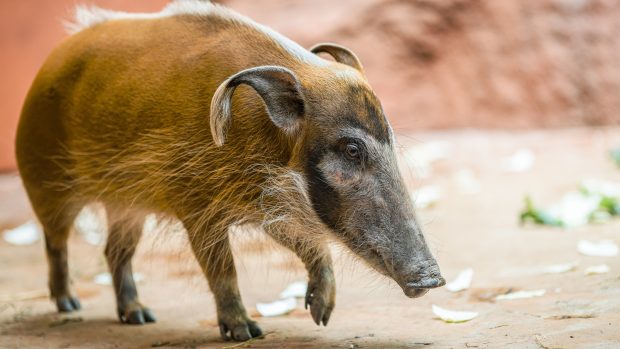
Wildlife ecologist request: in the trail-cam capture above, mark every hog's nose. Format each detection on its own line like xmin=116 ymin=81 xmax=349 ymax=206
xmin=402 ymin=275 xmax=445 ymax=298
xmin=406 ymin=275 xmax=446 ymax=289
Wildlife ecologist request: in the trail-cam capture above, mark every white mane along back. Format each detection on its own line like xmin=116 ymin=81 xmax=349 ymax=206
xmin=64 ymin=0 xmax=326 ymax=66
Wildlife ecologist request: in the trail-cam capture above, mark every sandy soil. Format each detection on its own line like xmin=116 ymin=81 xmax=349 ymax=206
xmin=1 ymin=127 xmax=619 ymax=349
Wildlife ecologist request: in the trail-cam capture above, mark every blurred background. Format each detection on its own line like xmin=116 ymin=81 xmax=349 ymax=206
xmin=1 ymin=1 xmax=619 ymax=348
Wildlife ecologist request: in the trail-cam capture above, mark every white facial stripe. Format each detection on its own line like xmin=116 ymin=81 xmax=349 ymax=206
xmin=65 ymin=0 xmax=327 ymax=66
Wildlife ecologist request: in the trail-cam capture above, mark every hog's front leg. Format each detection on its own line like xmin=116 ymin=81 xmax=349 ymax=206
xmin=266 ymin=228 xmax=336 ymax=325
xmin=185 ymin=223 xmax=262 ymax=341
xmin=304 ymin=248 xmax=336 ymax=326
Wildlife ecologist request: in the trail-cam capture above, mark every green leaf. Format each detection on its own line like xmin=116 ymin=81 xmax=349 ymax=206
xmin=520 ymin=196 xmax=562 ymax=226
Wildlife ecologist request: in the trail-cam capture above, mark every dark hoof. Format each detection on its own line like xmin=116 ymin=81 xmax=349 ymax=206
xmin=118 ymin=305 xmax=156 ymax=325
xmin=56 ymin=296 xmax=81 ymax=313
xmin=305 ymin=274 xmax=335 ymax=326
xmin=219 ymin=320 xmax=262 ymax=341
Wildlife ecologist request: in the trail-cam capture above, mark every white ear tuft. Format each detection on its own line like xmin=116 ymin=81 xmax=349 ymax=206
xmin=208 ymin=66 xmax=305 ymax=147
xmin=209 ymin=77 xmax=236 ymax=147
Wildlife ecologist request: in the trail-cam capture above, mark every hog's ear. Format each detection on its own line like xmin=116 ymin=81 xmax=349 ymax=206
xmin=310 ymin=43 xmax=364 ymax=73
xmin=210 ymin=65 xmax=305 ymax=147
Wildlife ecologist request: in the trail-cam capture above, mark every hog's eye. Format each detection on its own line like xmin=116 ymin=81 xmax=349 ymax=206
xmin=345 ymin=143 xmax=360 ymax=159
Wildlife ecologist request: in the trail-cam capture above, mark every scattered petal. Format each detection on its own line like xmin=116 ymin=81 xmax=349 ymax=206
xmin=445 ymin=268 xmax=473 ymax=292
xmin=503 ymin=148 xmax=535 ymax=173
xmin=279 ymin=281 xmax=307 ymax=299
xmin=256 ymin=297 xmax=297 ymax=317
xmin=577 ymin=240 xmax=618 ymax=257
xmin=453 ymin=169 xmax=481 ymax=194
xmin=584 ymin=264 xmax=610 ymax=275
xmin=432 ymin=305 xmax=478 ymax=323
xmin=93 ymin=272 xmax=144 ymax=285
xmin=2 ymin=221 xmax=41 ymax=245
xmin=581 ymin=178 xmax=620 ymax=198
xmin=541 ymin=262 xmax=577 ymax=274
xmin=413 ymin=185 xmax=442 ymax=209
xmin=495 ymin=289 xmax=546 ymax=301
xmin=134 ymin=273 xmax=145 ymax=283
xmin=93 ymin=272 xmax=112 ymax=285
xmin=550 ymin=192 xmax=601 ymax=228
xmin=521 ymin=188 xmax=618 ymax=228
xmin=403 ymin=142 xmax=451 ymax=178
xmin=74 ymin=206 xmax=107 ymax=246
xmin=469 ymin=287 xmax=515 ymax=302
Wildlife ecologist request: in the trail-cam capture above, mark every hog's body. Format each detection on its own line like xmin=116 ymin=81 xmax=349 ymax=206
xmin=16 ymin=1 xmax=444 ymax=341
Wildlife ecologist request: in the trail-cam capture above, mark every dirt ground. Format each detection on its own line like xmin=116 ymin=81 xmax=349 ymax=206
xmin=1 ymin=127 xmax=619 ymax=349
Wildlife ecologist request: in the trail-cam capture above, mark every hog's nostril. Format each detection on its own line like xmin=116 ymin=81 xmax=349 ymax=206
xmin=408 ymin=276 xmax=445 ymax=289
xmin=420 ymin=277 xmax=440 ymax=288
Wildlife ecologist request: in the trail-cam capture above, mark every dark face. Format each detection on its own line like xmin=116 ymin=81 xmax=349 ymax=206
xmin=302 ymin=84 xmax=445 ymax=298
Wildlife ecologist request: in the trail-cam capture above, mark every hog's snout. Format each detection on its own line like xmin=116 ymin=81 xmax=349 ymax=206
xmin=390 ymin=258 xmax=445 ymax=298
xmin=407 ymin=276 xmax=446 ymax=289
xmin=403 ymin=275 xmax=446 ymax=298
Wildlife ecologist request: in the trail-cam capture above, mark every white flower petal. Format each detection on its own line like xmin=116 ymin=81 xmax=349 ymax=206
xmin=432 ymin=305 xmax=478 ymax=323
xmin=454 ymin=169 xmax=481 ymax=194
xmin=495 ymin=289 xmax=546 ymax=301
xmin=542 ymin=262 xmax=577 ymax=274
xmin=502 ymin=148 xmax=535 ymax=173
xmin=412 ymin=185 xmax=442 ymax=209
xmin=94 ymin=272 xmax=143 ymax=285
xmin=403 ymin=142 xmax=451 ymax=178
xmin=445 ymin=268 xmax=473 ymax=292
xmin=2 ymin=221 xmax=41 ymax=245
xmin=581 ymin=178 xmax=620 ymax=198
xmin=577 ymin=240 xmax=619 ymax=257
xmin=256 ymin=297 xmax=297 ymax=317
xmin=279 ymin=281 xmax=307 ymax=299
xmin=93 ymin=272 xmax=112 ymax=285
xmin=556 ymin=192 xmax=601 ymax=228
xmin=584 ymin=264 xmax=610 ymax=275
xmin=74 ymin=206 xmax=107 ymax=246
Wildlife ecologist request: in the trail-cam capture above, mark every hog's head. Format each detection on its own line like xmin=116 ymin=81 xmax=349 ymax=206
xmin=210 ymin=43 xmax=445 ymax=298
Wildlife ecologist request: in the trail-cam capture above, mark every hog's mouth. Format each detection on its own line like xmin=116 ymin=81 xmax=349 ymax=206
xmin=401 ymin=277 xmax=446 ymax=298
xmin=365 ymin=245 xmax=446 ymax=299
xmin=338 ymin=232 xmax=446 ymax=298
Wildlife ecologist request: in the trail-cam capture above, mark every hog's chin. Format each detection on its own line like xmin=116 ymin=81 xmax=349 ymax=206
xmin=401 ymin=285 xmax=430 ymax=298
xmin=398 ymin=277 xmax=446 ymax=298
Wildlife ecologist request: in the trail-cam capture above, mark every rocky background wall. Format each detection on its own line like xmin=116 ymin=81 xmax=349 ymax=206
xmin=221 ymin=0 xmax=620 ymax=130
xmin=1 ymin=0 xmax=619 ymax=169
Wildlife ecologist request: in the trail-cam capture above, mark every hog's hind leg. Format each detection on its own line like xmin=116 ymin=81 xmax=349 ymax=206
xmin=41 ymin=206 xmax=82 ymax=313
xmin=104 ymin=207 xmax=155 ymax=325
xmin=21 ymin=184 xmax=83 ymax=313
